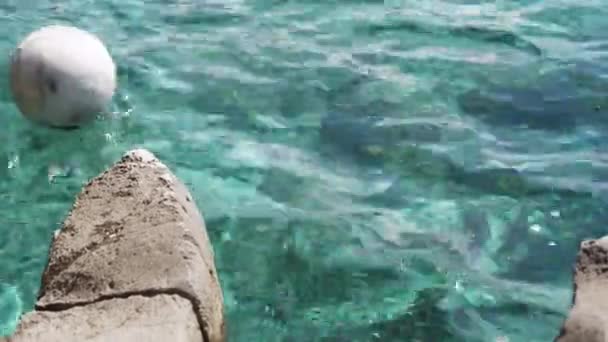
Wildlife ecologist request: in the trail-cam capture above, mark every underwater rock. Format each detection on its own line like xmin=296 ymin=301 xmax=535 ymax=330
xmin=458 ymin=64 xmax=608 ymax=132
xmin=320 ymin=111 xmax=442 ymax=164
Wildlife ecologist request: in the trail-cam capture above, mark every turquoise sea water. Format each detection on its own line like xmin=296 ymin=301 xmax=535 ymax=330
xmin=1 ymin=0 xmax=607 ymax=340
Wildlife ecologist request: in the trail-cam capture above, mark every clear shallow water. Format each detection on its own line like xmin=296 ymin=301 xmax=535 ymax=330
xmin=0 ymin=0 xmax=607 ymax=340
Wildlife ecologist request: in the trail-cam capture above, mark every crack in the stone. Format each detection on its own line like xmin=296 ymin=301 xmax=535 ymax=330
xmin=35 ymin=289 xmax=211 ymax=342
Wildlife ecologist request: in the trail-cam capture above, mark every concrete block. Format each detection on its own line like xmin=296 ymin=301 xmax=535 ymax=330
xmin=7 ymin=294 xmax=202 ymax=342
xmin=556 ymin=237 xmax=608 ymax=341
xmin=30 ymin=149 xmax=224 ymax=342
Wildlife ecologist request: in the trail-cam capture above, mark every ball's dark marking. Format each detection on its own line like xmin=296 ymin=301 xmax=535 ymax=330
xmin=47 ymin=78 xmax=57 ymax=94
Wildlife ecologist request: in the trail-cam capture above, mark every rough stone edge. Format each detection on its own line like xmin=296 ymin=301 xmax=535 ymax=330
xmin=34 ymin=290 xmax=210 ymax=342
xmin=5 ymin=149 xmax=224 ymax=342
xmin=555 ymin=236 xmax=608 ymax=342
xmin=6 ymin=294 xmax=202 ymax=342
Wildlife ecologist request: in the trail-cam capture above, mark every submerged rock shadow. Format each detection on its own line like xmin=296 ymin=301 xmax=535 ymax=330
xmin=458 ymin=63 xmax=608 ymax=132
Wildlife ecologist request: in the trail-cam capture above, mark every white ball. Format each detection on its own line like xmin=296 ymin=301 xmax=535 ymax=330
xmin=9 ymin=25 xmax=117 ymax=128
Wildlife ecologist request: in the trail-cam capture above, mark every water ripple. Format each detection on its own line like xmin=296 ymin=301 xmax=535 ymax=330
xmin=1 ymin=0 xmax=607 ymax=341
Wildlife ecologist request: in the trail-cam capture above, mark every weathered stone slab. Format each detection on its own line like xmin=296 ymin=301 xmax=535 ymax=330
xmin=34 ymin=149 xmax=224 ymax=342
xmin=7 ymin=294 xmax=202 ymax=342
xmin=556 ymin=237 xmax=608 ymax=342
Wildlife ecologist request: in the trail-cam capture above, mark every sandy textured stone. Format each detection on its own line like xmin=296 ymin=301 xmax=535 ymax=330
xmin=35 ymin=149 xmax=224 ymax=342
xmin=556 ymin=237 xmax=608 ymax=341
xmin=7 ymin=294 xmax=202 ymax=342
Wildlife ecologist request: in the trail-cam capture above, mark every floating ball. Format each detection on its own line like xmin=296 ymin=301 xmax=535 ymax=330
xmin=9 ymin=25 xmax=116 ymax=128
